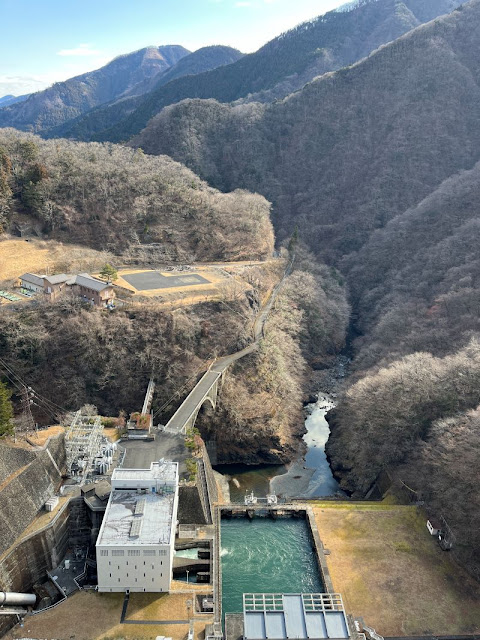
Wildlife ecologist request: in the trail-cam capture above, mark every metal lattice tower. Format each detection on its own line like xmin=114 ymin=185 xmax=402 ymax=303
xmin=14 ymin=387 xmax=36 ymax=439
xmin=65 ymin=410 xmax=103 ymax=476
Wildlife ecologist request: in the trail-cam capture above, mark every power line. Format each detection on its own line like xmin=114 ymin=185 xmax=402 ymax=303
xmin=0 ymin=357 xmax=67 ymax=420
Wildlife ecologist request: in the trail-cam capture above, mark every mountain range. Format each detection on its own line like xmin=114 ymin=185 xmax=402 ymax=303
xmin=0 ymin=0 xmax=459 ymax=141
xmin=73 ymin=0 xmax=461 ymax=142
xmin=0 ymin=44 xmax=242 ymax=135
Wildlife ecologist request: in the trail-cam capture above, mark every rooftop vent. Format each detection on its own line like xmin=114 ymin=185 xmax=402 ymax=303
xmin=135 ymin=498 xmax=146 ymax=516
xmin=130 ymin=519 xmax=143 ymax=538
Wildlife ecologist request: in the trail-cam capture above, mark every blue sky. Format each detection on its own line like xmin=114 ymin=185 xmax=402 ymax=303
xmin=0 ymin=0 xmax=345 ymax=96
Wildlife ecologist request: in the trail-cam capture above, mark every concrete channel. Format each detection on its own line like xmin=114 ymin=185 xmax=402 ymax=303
xmin=213 ymin=503 xmax=335 ymax=629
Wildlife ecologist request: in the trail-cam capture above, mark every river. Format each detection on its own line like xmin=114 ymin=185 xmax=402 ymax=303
xmin=215 ymin=393 xmax=344 ymax=501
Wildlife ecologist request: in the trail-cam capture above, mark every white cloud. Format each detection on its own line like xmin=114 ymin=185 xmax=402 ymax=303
xmin=0 ymin=74 xmax=58 ymax=96
xmin=236 ymin=1 xmax=252 ymax=6
xmin=57 ymin=43 xmax=101 ymax=57
xmin=0 ymin=53 xmax=114 ymax=96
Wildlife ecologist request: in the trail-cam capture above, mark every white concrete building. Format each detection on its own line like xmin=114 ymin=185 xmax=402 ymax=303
xmin=96 ymin=460 xmax=179 ymax=593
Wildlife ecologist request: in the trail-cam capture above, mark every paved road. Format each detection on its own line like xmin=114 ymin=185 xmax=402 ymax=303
xmin=165 ymin=259 xmax=293 ymax=433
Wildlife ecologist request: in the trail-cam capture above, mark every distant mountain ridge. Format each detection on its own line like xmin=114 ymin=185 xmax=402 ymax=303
xmin=86 ymin=0 xmax=461 ymax=143
xmin=0 ymin=0 xmax=458 ymax=140
xmin=50 ymin=46 xmax=244 ymax=140
xmin=0 ymin=94 xmax=30 ymax=108
xmin=0 ymin=45 xmax=190 ymax=133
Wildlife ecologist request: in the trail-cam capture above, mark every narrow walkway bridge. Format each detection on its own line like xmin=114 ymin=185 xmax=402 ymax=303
xmin=164 ymin=260 xmax=292 ymax=434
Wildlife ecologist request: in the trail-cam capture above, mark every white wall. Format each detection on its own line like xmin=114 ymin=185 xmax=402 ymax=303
xmin=21 ymin=279 xmax=43 ymax=293
xmin=96 ymin=544 xmax=172 ymax=592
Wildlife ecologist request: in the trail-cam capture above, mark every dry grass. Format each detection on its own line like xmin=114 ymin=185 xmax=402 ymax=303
xmin=0 ymin=237 xmax=111 ymax=283
xmin=312 ymin=503 xmax=480 ymax=636
xmin=1 ymin=426 xmax=65 ymax=450
xmin=27 ymin=425 xmax=65 ymax=447
xmin=5 ymin=590 xmax=212 ymax=640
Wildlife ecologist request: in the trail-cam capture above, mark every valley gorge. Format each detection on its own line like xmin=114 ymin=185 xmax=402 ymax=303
xmin=1 ymin=0 xmax=480 ymax=591
xmin=126 ymin=0 xmax=480 ymax=580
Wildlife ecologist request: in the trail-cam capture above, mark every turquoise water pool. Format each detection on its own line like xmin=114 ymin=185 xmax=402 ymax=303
xmin=221 ymin=517 xmax=323 ymax=616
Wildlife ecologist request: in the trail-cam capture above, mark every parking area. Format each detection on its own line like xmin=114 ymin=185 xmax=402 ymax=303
xmin=122 ymin=271 xmax=210 ymax=291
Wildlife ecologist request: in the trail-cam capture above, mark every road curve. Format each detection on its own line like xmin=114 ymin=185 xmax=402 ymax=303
xmin=164 ymin=258 xmax=293 ymax=432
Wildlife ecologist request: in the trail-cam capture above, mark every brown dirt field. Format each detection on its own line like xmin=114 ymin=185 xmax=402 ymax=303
xmin=6 ymin=591 xmax=212 ymax=640
xmin=0 ymin=237 xmax=111 ymax=283
xmin=312 ymin=503 xmax=480 ymax=636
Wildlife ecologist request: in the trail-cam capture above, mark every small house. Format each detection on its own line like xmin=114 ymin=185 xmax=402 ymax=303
xmin=43 ymin=274 xmax=71 ymax=301
xmin=69 ymin=273 xmax=115 ymax=307
xmin=19 ymin=272 xmax=45 ymax=294
xmin=427 ymin=518 xmax=442 ymax=536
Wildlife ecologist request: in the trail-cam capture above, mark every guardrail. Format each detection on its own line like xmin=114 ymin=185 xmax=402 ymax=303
xmin=213 ymin=507 xmax=222 ymax=625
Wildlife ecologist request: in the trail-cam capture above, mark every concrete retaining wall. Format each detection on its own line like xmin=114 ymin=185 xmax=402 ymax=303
xmin=177 ymin=444 xmax=219 ymax=526
xmin=0 ymin=436 xmax=66 ymax=559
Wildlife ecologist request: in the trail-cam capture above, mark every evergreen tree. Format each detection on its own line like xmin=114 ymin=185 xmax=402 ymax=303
xmin=99 ymin=263 xmax=118 ymax=283
xmin=0 ymin=381 xmax=13 ymax=438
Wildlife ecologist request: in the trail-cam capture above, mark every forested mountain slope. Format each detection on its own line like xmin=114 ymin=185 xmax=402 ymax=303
xmin=345 ymin=161 xmax=480 ymax=371
xmin=53 ymin=46 xmax=244 ymax=141
xmin=134 ymin=1 xmax=480 ymax=261
xmin=0 ymin=129 xmax=273 ymax=260
xmin=0 ymin=46 xmax=190 ymax=134
xmin=91 ymin=0 xmax=459 ymax=143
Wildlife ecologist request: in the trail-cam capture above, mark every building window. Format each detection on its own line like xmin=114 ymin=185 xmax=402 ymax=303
xmin=118 ymin=578 xmax=121 ymax=583
xmin=100 ymin=550 xmax=108 ymax=557
xmin=143 ymin=550 xmax=155 ymax=556
xmin=128 ymin=550 xmax=140 ymax=557
xmin=159 ymin=549 xmax=167 ymax=556
xmin=112 ymin=550 xmax=124 ymax=557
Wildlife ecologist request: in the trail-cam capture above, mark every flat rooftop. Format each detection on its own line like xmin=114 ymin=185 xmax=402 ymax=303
xmin=113 ymin=460 xmax=178 ymax=485
xmin=97 ymin=490 xmax=175 ymax=546
xmin=243 ymin=594 xmax=350 ymax=640
xmin=121 ymin=434 xmax=189 ymax=478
